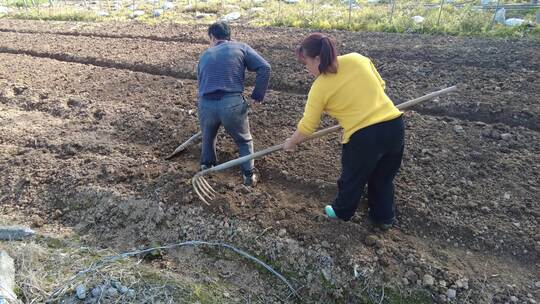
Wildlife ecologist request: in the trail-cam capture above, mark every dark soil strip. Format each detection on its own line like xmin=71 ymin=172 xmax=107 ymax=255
xmin=0 ymin=27 xmax=209 ymax=44
xmin=1 ymin=47 xmax=537 ymax=131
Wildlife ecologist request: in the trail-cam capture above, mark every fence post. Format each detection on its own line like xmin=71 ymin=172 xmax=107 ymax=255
xmin=389 ymin=0 xmax=396 ymax=23
xmin=22 ymin=0 xmax=28 ymax=15
xmin=348 ymin=0 xmax=352 ymax=26
xmin=278 ymin=0 xmax=281 ymax=23
xmin=489 ymin=0 xmax=501 ymax=31
xmin=437 ymin=0 xmax=444 ymax=27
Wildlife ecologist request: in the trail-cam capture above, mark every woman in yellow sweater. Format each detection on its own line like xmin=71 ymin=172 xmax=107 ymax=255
xmin=284 ymin=33 xmax=404 ymax=229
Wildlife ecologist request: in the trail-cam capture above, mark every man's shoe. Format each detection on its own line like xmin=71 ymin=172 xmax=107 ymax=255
xmin=243 ymin=173 xmax=258 ymax=187
xmin=367 ymin=217 xmax=394 ymax=231
xmin=200 ymin=164 xmax=213 ymax=171
xmin=378 ymin=223 xmax=393 ymax=231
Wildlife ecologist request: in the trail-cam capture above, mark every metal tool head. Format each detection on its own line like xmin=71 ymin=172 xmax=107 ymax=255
xmin=192 ymin=171 xmax=217 ymax=205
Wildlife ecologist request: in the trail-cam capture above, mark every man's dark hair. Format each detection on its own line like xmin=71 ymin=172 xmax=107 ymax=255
xmin=208 ymin=22 xmax=231 ymax=40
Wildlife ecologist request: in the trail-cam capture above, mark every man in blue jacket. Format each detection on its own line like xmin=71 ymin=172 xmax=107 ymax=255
xmin=197 ymin=22 xmax=271 ymax=186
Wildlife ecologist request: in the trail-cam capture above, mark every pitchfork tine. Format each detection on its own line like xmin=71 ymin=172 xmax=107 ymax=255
xmin=200 ymin=177 xmax=217 ymax=195
xmin=195 ymin=178 xmax=214 ymax=199
xmin=192 ymin=176 xmax=211 ymax=205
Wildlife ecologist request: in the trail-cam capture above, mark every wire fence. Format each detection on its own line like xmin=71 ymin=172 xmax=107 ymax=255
xmin=0 ymin=0 xmax=539 ymax=35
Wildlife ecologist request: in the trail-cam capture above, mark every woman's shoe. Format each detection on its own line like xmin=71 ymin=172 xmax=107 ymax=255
xmin=324 ymin=205 xmax=337 ymax=219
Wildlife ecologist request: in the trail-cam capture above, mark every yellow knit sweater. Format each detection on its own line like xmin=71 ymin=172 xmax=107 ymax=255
xmin=298 ymin=53 xmax=402 ymax=143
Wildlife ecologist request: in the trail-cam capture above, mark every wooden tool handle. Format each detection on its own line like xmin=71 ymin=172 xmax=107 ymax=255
xmin=203 ymin=85 xmax=458 ymax=174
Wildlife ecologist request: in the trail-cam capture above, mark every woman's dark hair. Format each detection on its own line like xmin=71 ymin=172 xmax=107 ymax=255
xmin=208 ymin=22 xmax=231 ymax=40
xmin=296 ymin=33 xmax=338 ymax=74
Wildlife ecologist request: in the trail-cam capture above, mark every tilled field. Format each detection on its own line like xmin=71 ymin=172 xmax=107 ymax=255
xmin=0 ymin=20 xmax=539 ymax=303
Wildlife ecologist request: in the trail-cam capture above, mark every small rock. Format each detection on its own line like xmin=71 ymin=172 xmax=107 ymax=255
xmin=278 ymin=229 xmax=286 ymax=237
xmin=423 ymin=274 xmax=435 ymax=286
xmin=535 ymin=281 xmax=540 ymax=288
xmin=31 ymin=215 xmax=44 ymax=228
xmin=490 ymin=130 xmax=502 ymax=140
xmin=106 ymin=287 xmax=118 ymax=297
xmin=447 ymin=288 xmax=457 ymax=299
xmin=91 ymin=286 xmax=103 ymax=297
xmin=111 ymin=281 xmax=122 ymax=290
xmin=401 ymin=277 xmax=410 ymax=285
xmin=321 ymin=268 xmax=332 ymax=281
xmin=75 ymin=284 xmax=87 ymax=300
xmin=118 ymin=286 xmax=129 ymax=294
xmin=321 ymin=241 xmax=330 ymax=248
xmin=471 ymin=151 xmax=482 ymax=160
xmin=364 ymin=235 xmax=378 ymax=247
xmin=405 ymin=270 xmax=418 ymax=283
xmin=453 ymin=125 xmax=465 ymax=134
xmin=52 ymin=209 xmax=63 ymax=219
xmin=439 ymin=280 xmax=447 ymax=288
xmin=223 ymin=291 xmax=230 ymax=298
xmin=510 ymin=296 xmax=519 ymax=303
xmin=500 ymin=133 xmax=512 ymax=141
xmin=67 ymin=97 xmax=82 ymax=108
xmin=126 ymin=289 xmax=135 ymax=298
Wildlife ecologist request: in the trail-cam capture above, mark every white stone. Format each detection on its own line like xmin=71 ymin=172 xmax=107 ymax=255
xmin=131 ymin=10 xmax=145 ymax=17
xmin=423 ymin=274 xmax=435 ymax=286
xmin=447 ymin=288 xmax=457 ymax=299
xmin=75 ymin=284 xmax=87 ymax=300
xmin=162 ymin=2 xmax=175 ymax=10
xmin=220 ymin=12 xmax=241 ymax=22
xmin=0 ymin=251 xmax=17 ymax=303
xmin=505 ymin=18 xmax=525 ymax=27
xmin=412 ymin=16 xmax=425 ymax=24
xmin=453 ymin=125 xmax=465 ymax=134
xmin=501 ymin=133 xmax=512 ymax=141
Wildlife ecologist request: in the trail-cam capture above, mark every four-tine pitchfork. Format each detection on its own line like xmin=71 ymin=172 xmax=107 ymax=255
xmin=192 ymin=86 xmax=458 ymax=204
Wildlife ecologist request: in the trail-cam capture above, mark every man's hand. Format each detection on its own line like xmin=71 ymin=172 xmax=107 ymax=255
xmin=248 ymin=99 xmax=260 ymax=109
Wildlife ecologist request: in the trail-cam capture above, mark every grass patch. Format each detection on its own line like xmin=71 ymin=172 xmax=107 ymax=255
xmin=0 ymin=235 xmax=234 ymax=303
xmin=8 ymin=9 xmax=99 ymax=22
xmin=2 ymin=0 xmax=538 ymax=38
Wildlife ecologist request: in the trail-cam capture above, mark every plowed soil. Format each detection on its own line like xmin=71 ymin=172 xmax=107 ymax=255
xmin=0 ymin=19 xmax=538 ymax=304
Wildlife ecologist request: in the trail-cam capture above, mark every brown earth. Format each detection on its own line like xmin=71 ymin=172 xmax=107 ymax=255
xmin=0 ymin=20 xmax=539 ymax=303
xmin=0 ymin=19 xmax=538 ymax=130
